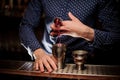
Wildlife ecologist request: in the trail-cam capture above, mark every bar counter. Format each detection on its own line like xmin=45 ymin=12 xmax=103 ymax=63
xmin=0 ymin=60 xmax=120 ymax=80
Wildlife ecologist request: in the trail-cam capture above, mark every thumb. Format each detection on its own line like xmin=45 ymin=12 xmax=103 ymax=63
xmin=68 ymin=12 xmax=79 ymax=22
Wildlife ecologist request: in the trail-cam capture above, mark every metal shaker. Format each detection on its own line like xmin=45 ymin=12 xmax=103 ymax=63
xmin=52 ymin=43 xmax=66 ymax=69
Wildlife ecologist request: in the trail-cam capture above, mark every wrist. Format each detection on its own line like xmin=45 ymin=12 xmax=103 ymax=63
xmin=82 ymin=26 xmax=94 ymax=41
xmin=33 ymin=48 xmax=44 ymax=59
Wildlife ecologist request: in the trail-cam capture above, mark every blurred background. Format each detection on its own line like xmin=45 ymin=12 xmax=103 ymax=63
xmin=0 ymin=0 xmax=44 ymax=61
xmin=0 ymin=0 xmax=120 ymax=61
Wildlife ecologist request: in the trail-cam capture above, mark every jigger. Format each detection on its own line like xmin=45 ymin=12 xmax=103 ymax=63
xmin=52 ymin=43 xmax=66 ymax=69
xmin=72 ymin=50 xmax=88 ymax=70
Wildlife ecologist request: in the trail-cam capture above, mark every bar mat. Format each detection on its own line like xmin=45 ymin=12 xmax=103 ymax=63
xmin=18 ymin=62 xmax=120 ymax=77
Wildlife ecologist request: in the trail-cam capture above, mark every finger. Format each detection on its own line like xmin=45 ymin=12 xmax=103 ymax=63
xmin=48 ymin=56 xmax=57 ymax=70
xmin=33 ymin=61 xmax=39 ymax=70
xmin=51 ymin=56 xmax=57 ymax=64
xmin=60 ymin=25 xmax=70 ymax=30
xmin=50 ymin=30 xmax=68 ymax=36
xmin=61 ymin=21 xmax=73 ymax=29
xmin=39 ymin=61 xmax=44 ymax=72
xmin=50 ymin=31 xmax=58 ymax=37
xmin=68 ymin=12 xmax=79 ymax=22
xmin=50 ymin=23 xmax=59 ymax=30
xmin=60 ymin=32 xmax=71 ymax=36
xmin=43 ymin=59 xmax=52 ymax=73
xmin=50 ymin=23 xmax=54 ymax=29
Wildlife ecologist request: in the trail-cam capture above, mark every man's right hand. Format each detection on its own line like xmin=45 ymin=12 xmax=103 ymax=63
xmin=33 ymin=48 xmax=57 ymax=73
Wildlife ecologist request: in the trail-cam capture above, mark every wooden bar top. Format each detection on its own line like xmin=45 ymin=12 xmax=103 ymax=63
xmin=0 ymin=60 xmax=120 ymax=80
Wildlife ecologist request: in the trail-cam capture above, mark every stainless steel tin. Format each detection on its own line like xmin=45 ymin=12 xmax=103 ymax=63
xmin=52 ymin=43 xmax=66 ymax=69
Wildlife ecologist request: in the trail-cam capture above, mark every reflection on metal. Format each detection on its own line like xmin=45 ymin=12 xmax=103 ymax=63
xmin=52 ymin=43 xmax=66 ymax=69
xmin=72 ymin=50 xmax=88 ymax=70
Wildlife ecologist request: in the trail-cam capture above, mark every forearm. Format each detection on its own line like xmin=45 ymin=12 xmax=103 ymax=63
xmin=80 ymin=25 xmax=94 ymax=42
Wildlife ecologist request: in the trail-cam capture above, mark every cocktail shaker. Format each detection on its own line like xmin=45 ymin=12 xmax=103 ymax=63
xmin=52 ymin=43 xmax=66 ymax=69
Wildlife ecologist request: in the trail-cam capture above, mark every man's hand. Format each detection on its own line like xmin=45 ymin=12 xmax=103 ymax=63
xmin=50 ymin=12 xmax=94 ymax=41
xmin=33 ymin=48 xmax=57 ymax=73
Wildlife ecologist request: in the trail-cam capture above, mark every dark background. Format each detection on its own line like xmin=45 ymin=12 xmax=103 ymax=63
xmin=0 ymin=0 xmax=44 ymax=61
